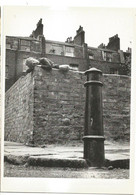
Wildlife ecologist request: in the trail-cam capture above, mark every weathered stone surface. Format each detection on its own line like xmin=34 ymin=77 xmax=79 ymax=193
xmin=5 ymin=67 xmax=130 ymax=145
xmin=4 ymin=154 xmax=29 ymax=165
xmin=27 ymin=157 xmax=88 ymax=168
xmin=4 ymin=140 xmax=130 ymax=169
xmin=53 ymin=64 xmax=60 ymax=69
xmin=25 ymin=57 xmax=39 ymax=69
xmin=59 ymin=65 xmax=70 ymax=72
xmin=39 ymin=57 xmax=54 ymax=70
xmin=61 ymin=118 xmax=71 ymax=126
xmin=5 ymin=73 xmax=34 ymax=145
xmin=104 ymin=159 xmax=129 ymax=169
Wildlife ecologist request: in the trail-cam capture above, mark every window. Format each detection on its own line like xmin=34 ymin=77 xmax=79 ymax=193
xmin=102 ymin=51 xmax=112 ymax=62
xmin=102 ymin=51 xmax=106 ymax=61
xmin=6 ymin=44 xmax=11 ymax=49
xmin=31 ymin=41 xmax=41 ymax=52
xmin=89 ymin=55 xmax=94 ymax=59
xmin=6 ymin=40 xmax=18 ymax=50
xmin=106 ymin=53 xmax=112 ymax=62
xmin=21 ymin=40 xmax=31 ymax=46
xmin=20 ymin=46 xmax=30 ymax=51
xmin=88 ymin=49 xmax=94 ymax=60
xmin=48 ymin=44 xmax=63 ymax=55
xmin=65 ymin=46 xmax=74 ymax=57
xmin=20 ymin=40 xmax=31 ymax=51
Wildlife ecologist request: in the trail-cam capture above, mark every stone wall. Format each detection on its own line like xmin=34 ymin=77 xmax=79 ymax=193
xmin=5 ymin=72 xmax=34 ymax=145
xmin=102 ymin=74 xmax=130 ymax=141
xmin=33 ymin=67 xmax=86 ymax=145
xmin=5 ymin=66 xmax=131 ymax=145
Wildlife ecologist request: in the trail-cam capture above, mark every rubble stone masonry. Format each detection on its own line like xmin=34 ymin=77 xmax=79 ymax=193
xmin=5 ymin=66 xmax=131 ymax=145
xmin=5 ymin=72 xmax=34 ymax=144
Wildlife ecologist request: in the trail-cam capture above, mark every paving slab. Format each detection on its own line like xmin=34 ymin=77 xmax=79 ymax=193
xmin=4 ymin=141 xmax=130 ymax=168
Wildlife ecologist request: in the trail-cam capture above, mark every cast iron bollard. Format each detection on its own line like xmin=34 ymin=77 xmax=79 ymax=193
xmin=83 ymin=67 xmax=105 ymax=167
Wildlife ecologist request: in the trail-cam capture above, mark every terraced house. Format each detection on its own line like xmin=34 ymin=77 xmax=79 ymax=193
xmin=5 ymin=19 xmax=131 ymax=91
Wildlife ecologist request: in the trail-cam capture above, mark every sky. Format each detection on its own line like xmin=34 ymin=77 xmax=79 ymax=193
xmin=3 ymin=6 xmax=135 ymax=51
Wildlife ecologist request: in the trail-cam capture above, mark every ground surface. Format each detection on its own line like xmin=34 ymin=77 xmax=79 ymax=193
xmin=4 ymin=162 xmax=129 ymax=179
xmin=4 ymin=140 xmax=130 ymax=161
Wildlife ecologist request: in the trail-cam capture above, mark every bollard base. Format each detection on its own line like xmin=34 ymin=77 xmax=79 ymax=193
xmin=83 ymin=135 xmax=105 ymax=167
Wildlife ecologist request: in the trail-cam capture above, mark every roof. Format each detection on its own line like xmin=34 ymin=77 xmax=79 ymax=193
xmin=46 ymin=39 xmax=83 ymax=48
xmin=6 ymin=35 xmax=40 ymax=41
xmin=88 ymin=46 xmax=118 ymax=53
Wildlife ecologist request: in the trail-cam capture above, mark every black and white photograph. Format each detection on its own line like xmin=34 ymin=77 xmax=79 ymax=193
xmin=1 ymin=2 xmax=136 ymax=194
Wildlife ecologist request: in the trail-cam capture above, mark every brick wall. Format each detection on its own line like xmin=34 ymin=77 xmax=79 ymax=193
xmin=6 ymin=49 xmax=17 ymax=91
xmin=74 ymin=31 xmax=85 ymax=46
xmin=46 ymin=54 xmax=88 ymax=71
xmin=5 ymin=66 xmax=131 ymax=145
xmin=6 ymin=49 xmax=42 ymax=90
xmin=89 ymin=59 xmax=120 ymax=74
xmin=6 ymin=49 xmax=16 ymax=79
xmin=88 ymin=48 xmax=120 ymax=63
xmin=74 ymin=46 xmax=84 ymax=58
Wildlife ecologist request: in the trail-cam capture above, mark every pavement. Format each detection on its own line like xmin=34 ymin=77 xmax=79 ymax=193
xmin=4 ymin=140 xmax=130 ymax=169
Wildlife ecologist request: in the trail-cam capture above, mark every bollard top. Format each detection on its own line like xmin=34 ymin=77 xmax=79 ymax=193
xmin=84 ymin=67 xmax=102 ymax=75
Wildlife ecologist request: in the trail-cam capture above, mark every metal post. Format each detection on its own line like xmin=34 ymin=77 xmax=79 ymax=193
xmin=83 ymin=67 xmax=105 ymax=167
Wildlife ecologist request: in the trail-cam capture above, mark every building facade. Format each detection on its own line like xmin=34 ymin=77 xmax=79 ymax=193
xmin=5 ymin=19 xmax=131 ymax=90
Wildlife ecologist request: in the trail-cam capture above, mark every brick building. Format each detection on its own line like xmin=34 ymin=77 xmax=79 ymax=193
xmin=5 ymin=19 xmax=131 ymax=91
